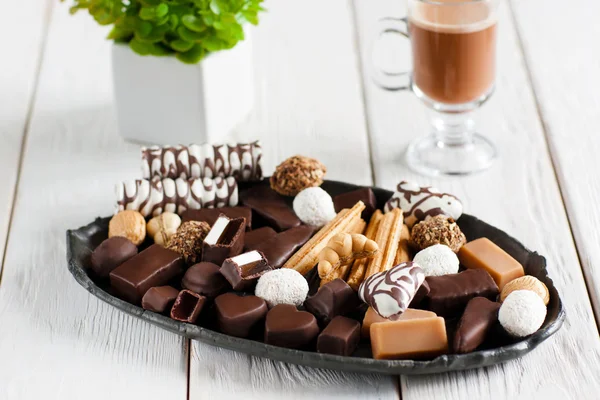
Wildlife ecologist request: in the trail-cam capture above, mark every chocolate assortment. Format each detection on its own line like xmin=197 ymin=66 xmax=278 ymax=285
xmin=85 ymin=145 xmax=553 ymax=365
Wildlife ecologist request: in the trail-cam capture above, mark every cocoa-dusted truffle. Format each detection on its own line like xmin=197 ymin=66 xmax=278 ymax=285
xmin=270 ymin=155 xmax=326 ymax=196
xmin=167 ymin=221 xmax=210 ymax=264
xmin=410 ymin=215 xmax=466 ymax=253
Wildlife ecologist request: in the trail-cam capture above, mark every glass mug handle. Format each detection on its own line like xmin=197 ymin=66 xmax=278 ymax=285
xmin=371 ymin=17 xmax=411 ymax=91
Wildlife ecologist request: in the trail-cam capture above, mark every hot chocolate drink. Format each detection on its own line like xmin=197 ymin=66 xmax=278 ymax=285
xmin=409 ymin=1 xmax=497 ymax=105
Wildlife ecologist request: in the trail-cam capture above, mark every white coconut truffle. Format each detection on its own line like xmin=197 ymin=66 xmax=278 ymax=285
xmin=292 ymin=187 xmax=336 ymax=227
xmin=255 ymin=269 xmax=309 ymax=308
xmin=499 ymin=290 xmax=547 ymax=337
xmin=412 ymin=244 xmax=459 ymax=277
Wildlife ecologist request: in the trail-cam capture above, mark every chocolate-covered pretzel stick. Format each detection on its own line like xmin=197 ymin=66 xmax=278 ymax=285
xmin=141 ymin=141 xmax=263 ymax=181
xmin=116 ymin=177 xmax=238 ymax=217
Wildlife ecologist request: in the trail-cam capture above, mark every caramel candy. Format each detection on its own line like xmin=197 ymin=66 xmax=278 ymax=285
xmin=361 ymin=307 xmax=436 ymax=339
xmin=458 ymin=238 xmax=524 ymax=290
xmin=370 ymin=317 xmax=448 ymax=360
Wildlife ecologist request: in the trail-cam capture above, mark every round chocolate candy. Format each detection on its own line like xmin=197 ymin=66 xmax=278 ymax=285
xmin=181 ymin=262 xmax=230 ymax=298
xmin=90 ymin=236 xmax=138 ymax=278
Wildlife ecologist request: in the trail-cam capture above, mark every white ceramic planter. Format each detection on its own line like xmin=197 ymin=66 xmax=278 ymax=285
xmin=112 ymin=36 xmax=254 ymax=145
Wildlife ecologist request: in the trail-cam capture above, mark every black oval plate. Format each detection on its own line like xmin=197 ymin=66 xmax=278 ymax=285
xmin=66 ymin=180 xmax=565 ymax=375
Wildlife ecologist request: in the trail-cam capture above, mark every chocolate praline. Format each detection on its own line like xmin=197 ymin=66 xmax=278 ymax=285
xmin=181 ymin=262 xmax=230 ymax=298
xmin=90 ymin=236 xmax=138 ymax=278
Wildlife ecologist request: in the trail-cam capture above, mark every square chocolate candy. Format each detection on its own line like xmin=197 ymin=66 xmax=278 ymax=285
xmin=220 ymin=251 xmax=272 ymax=291
xmin=202 ymin=214 xmax=246 ymax=265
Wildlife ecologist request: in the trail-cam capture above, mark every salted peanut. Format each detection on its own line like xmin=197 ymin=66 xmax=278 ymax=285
xmin=318 ymin=233 xmax=378 ymax=279
xmin=458 ymin=238 xmax=525 ymax=290
xmin=370 ymin=317 xmax=448 ymax=360
xmin=320 ymin=218 xmax=366 ymax=286
xmin=347 ymin=210 xmax=383 ymax=290
xmin=361 ymin=307 xmax=436 ymax=339
xmin=365 ymin=208 xmax=403 ymax=278
xmin=395 ymin=224 xmax=412 ymax=264
xmin=500 ymin=275 xmax=549 ymax=305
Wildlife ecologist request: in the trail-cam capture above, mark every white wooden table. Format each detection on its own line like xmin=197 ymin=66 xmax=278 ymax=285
xmin=1 ymin=1 xmax=599 ymax=399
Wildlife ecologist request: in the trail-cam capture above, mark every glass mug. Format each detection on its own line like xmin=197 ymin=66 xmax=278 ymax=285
xmin=374 ymin=0 xmax=499 ymax=176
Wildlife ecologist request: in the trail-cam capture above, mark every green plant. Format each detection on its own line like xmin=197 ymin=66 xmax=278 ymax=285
xmin=64 ymin=0 xmax=264 ymax=63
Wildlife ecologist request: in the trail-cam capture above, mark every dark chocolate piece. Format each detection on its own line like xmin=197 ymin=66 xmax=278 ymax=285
xmin=220 ymin=251 xmax=272 ymax=291
xmin=90 ymin=236 xmax=138 ymax=278
xmin=110 ymin=244 xmax=184 ymax=304
xmin=264 ymin=304 xmax=320 ymax=349
xmin=425 ymin=269 xmax=499 ymax=317
xmin=304 ymin=279 xmax=359 ymax=326
xmin=142 ymin=285 xmax=180 ymax=313
xmin=244 ymin=227 xmax=278 ymax=251
xmin=215 ymin=293 xmax=268 ymax=338
xmin=181 ymin=206 xmax=253 ymax=230
xmin=409 ymin=280 xmax=430 ymax=308
xmin=253 ymin=225 xmax=314 ymax=268
xmin=170 ymin=290 xmax=206 ymax=323
xmin=333 ymin=188 xmax=377 ymax=220
xmin=316 ymin=316 xmax=360 ymax=356
xmin=453 ymin=297 xmax=501 ymax=353
xmin=240 ymin=186 xmax=301 ymax=231
xmin=201 ymin=214 xmax=246 ymax=265
xmin=181 ymin=262 xmax=230 ymax=298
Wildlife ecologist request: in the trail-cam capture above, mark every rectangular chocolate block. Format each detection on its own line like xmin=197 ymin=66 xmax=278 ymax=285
xmin=253 ymin=225 xmax=314 ymax=268
xmin=244 ymin=227 xmax=277 ymax=251
xmin=180 ymin=206 xmax=252 ymax=230
xmin=333 ymin=188 xmax=377 ymax=220
xmin=110 ymin=244 xmax=184 ymax=304
xmin=453 ymin=297 xmax=500 ymax=354
xmin=370 ymin=317 xmax=448 ymax=360
xmin=170 ymin=290 xmax=206 ymax=323
xmin=458 ymin=237 xmax=525 ymax=290
xmin=220 ymin=251 xmax=272 ymax=291
xmin=304 ymin=279 xmax=359 ymax=326
xmin=240 ymin=186 xmax=301 ymax=231
xmin=317 ymin=316 xmax=360 ymax=356
xmin=425 ymin=269 xmax=499 ymax=317
xmin=142 ymin=285 xmax=180 ymax=313
xmin=202 ymin=214 xmax=246 ymax=265
xmin=361 ymin=307 xmax=436 ymax=339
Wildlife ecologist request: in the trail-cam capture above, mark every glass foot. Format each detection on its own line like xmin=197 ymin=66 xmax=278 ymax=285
xmin=406 ymin=133 xmax=497 ymax=177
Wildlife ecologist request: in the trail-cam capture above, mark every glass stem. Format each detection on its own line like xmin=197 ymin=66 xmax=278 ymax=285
xmin=428 ymin=109 xmax=476 ymax=147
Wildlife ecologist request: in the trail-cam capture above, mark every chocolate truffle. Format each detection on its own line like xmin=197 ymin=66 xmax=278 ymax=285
xmin=167 ymin=221 xmax=211 ymax=264
xmin=90 ymin=236 xmax=138 ymax=278
xmin=410 ymin=215 xmax=466 ymax=253
xmin=270 ymin=155 xmax=326 ymax=196
xmin=181 ymin=262 xmax=230 ymax=298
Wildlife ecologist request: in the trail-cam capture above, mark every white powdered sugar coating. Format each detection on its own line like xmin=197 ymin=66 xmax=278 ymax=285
xmin=292 ymin=187 xmax=336 ymax=227
xmin=255 ymin=269 xmax=309 ymax=308
xmin=499 ymin=290 xmax=547 ymax=337
xmin=413 ymin=244 xmax=459 ymax=276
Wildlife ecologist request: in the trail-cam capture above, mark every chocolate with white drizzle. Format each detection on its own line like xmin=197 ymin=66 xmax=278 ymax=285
xmin=116 ymin=177 xmax=238 ymax=217
xmin=358 ymin=262 xmax=425 ymax=320
xmin=384 ymin=181 xmax=463 ymax=228
xmin=141 ymin=141 xmax=263 ymax=181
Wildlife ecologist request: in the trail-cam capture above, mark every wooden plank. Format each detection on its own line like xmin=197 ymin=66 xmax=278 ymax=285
xmin=0 ymin=7 xmax=187 ymax=400
xmin=352 ymin=0 xmax=600 ymax=399
xmin=509 ymin=0 xmax=600 ymax=322
xmin=189 ymin=1 xmax=397 ymax=399
xmin=0 ymin=1 xmax=52 ymax=276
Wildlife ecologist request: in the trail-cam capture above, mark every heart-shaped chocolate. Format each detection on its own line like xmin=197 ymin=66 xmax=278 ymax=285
xmin=264 ymin=304 xmax=320 ymax=349
xmin=214 ymin=293 xmax=268 ymax=338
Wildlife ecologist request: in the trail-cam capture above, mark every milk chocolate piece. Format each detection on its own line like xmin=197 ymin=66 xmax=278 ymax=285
xmin=220 ymin=251 xmax=272 ymax=291
xmin=425 ymin=269 xmax=499 ymax=317
xmin=181 ymin=206 xmax=252 ymax=230
xmin=304 ymin=279 xmax=359 ymax=326
xmin=453 ymin=297 xmax=501 ymax=353
xmin=317 ymin=316 xmax=360 ymax=356
xmin=370 ymin=317 xmax=448 ymax=360
xmin=361 ymin=307 xmax=436 ymax=339
xmin=244 ymin=227 xmax=277 ymax=251
xmin=458 ymin=237 xmax=525 ymax=290
xmin=214 ymin=293 xmax=268 ymax=338
xmin=181 ymin=262 xmax=230 ymax=298
xmin=90 ymin=236 xmax=138 ymax=278
xmin=141 ymin=286 xmax=180 ymax=313
xmin=202 ymin=214 xmax=246 ymax=265
xmin=170 ymin=290 xmax=206 ymax=323
xmin=333 ymin=188 xmax=377 ymax=220
xmin=253 ymin=225 xmax=314 ymax=268
xmin=110 ymin=244 xmax=184 ymax=304
xmin=409 ymin=280 xmax=430 ymax=308
xmin=264 ymin=304 xmax=320 ymax=349
xmin=240 ymin=186 xmax=301 ymax=231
